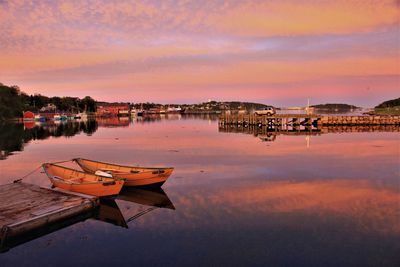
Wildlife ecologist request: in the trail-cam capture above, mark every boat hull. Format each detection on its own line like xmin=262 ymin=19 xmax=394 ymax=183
xmin=43 ymin=163 xmax=125 ymax=197
xmin=50 ymin=178 xmax=124 ymax=196
xmin=74 ymin=158 xmax=174 ymax=187
xmin=116 ymin=172 xmax=170 ymax=187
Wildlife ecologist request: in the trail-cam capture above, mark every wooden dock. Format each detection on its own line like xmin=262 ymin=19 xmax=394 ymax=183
xmin=219 ymin=114 xmax=400 ymax=127
xmin=0 ymin=182 xmax=98 ymax=251
xmin=219 ymin=114 xmax=319 ymax=127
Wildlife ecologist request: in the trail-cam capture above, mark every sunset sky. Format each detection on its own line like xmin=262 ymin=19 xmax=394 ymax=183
xmin=0 ymin=0 xmax=399 ymax=106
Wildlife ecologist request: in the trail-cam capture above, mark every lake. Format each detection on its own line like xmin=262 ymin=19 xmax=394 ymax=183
xmin=0 ymin=115 xmax=399 ymax=267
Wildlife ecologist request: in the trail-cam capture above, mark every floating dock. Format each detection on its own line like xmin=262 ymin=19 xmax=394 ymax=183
xmin=0 ymin=182 xmax=98 ymax=251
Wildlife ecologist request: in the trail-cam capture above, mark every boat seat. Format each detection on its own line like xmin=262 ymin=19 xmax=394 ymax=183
xmin=95 ymin=170 xmax=113 ymax=178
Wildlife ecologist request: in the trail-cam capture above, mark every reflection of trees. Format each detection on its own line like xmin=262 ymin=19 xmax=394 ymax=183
xmin=0 ymin=123 xmax=25 ymax=159
xmin=82 ymin=120 xmax=98 ymax=135
xmin=0 ymin=120 xmax=98 ymax=160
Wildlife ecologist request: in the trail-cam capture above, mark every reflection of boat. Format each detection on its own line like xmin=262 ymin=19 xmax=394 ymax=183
xmin=74 ymin=158 xmax=174 ymax=187
xmin=93 ymin=187 xmax=175 ymax=227
xmin=42 ymin=163 xmax=125 ymax=197
xmin=118 ymin=187 xmax=175 ymax=210
xmin=94 ymin=198 xmax=128 ymax=228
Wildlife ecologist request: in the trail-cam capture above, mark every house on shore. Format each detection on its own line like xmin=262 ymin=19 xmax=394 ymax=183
xmin=40 ymin=103 xmax=57 ymax=112
xmin=96 ymin=103 xmax=130 ymax=117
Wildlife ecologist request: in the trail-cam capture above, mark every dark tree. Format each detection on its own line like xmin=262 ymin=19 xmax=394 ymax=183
xmin=375 ymin=98 xmax=400 ymax=108
xmin=80 ymin=96 xmax=96 ymax=112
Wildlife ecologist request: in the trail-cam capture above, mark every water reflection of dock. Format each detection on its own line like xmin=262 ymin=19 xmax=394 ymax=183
xmin=219 ymin=114 xmax=400 ymax=127
xmin=219 ymin=124 xmax=400 ymax=142
xmin=0 ymin=183 xmax=174 ymax=252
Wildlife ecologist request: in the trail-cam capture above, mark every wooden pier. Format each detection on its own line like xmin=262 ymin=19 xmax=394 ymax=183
xmin=0 ymin=182 xmax=98 ymax=251
xmin=219 ymin=114 xmax=400 ymax=127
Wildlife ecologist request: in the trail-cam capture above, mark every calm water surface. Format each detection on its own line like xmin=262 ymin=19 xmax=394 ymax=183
xmin=0 ymin=115 xmax=399 ymax=267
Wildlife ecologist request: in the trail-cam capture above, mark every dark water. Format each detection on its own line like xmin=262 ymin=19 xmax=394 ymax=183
xmin=0 ymin=115 xmax=399 ymax=267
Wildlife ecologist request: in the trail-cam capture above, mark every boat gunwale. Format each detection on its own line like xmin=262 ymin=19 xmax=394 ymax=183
xmin=48 ymin=176 xmax=121 ymax=186
xmin=42 ymin=163 xmax=126 ymax=185
xmin=73 ymin=158 xmax=174 ymax=171
xmin=120 ymin=175 xmax=169 ymax=182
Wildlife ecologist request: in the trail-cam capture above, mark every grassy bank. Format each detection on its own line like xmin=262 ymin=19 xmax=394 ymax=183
xmin=371 ymin=106 xmax=400 ymax=116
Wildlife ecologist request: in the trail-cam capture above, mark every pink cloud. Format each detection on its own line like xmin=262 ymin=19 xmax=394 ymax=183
xmin=0 ymin=0 xmax=399 ymax=105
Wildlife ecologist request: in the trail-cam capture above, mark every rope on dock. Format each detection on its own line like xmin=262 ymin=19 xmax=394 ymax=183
xmin=50 ymin=159 xmax=75 ymax=165
xmin=13 ymin=165 xmax=43 ymax=183
xmin=12 ymin=159 xmax=73 ymax=183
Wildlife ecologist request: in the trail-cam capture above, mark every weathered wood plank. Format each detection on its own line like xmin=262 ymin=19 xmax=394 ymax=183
xmin=0 ymin=182 xmax=98 ymax=240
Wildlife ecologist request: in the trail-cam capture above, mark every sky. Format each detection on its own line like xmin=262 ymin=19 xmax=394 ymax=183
xmin=0 ymin=0 xmax=399 ymax=107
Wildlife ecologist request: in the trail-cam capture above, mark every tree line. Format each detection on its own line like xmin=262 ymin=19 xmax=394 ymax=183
xmin=0 ymin=83 xmax=96 ymax=120
xmin=375 ymin=98 xmax=400 ymax=108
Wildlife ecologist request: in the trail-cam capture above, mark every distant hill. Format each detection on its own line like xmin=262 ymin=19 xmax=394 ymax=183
xmin=311 ymin=103 xmax=358 ymax=110
xmin=221 ymin=101 xmax=269 ymax=110
xmin=375 ymin=98 xmax=400 ymax=108
xmin=176 ymin=101 xmax=270 ymax=112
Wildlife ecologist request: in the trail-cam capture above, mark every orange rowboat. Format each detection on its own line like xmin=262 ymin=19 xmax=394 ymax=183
xmin=42 ymin=163 xmax=125 ymax=197
xmin=73 ymin=158 xmax=174 ymax=187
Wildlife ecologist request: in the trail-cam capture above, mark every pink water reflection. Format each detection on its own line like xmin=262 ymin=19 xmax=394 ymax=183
xmin=0 ymin=118 xmax=399 ymax=266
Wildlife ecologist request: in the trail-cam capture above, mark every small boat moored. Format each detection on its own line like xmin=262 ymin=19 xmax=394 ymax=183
xmin=73 ymin=158 xmax=174 ymax=187
xmin=34 ymin=114 xmax=46 ymax=122
xmin=42 ymin=163 xmax=125 ymax=197
xmin=54 ymin=114 xmax=67 ymax=121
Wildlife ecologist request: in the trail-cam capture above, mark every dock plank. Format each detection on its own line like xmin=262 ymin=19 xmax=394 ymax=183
xmin=0 ymin=182 xmax=98 ymax=240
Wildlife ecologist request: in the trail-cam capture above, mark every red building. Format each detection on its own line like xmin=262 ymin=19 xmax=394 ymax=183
xmin=23 ymin=111 xmax=35 ymax=121
xmin=96 ymin=103 xmax=130 ymax=117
